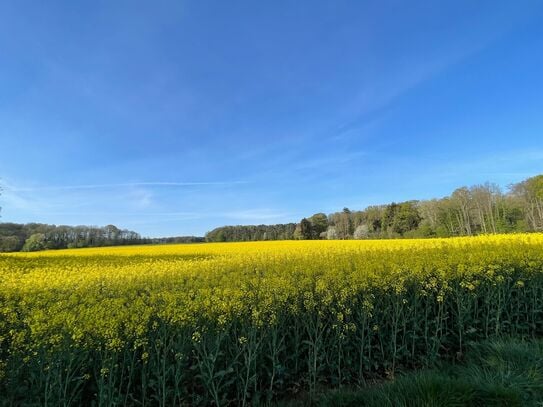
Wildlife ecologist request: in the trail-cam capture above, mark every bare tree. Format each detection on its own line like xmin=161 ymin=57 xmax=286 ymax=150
xmin=451 ymin=187 xmax=473 ymax=235
xmin=470 ymin=183 xmax=502 ymax=234
xmin=511 ymin=175 xmax=543 ymax=231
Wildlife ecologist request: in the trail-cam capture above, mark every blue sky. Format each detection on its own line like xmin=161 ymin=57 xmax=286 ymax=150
xmin=1 ymin=1 xmax=543 ymax=237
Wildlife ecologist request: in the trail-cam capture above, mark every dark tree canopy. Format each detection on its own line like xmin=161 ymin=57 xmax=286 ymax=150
xmin=0 ymin=223 xmax=143 ymax=252
xmin=205 ymin=224 xmax=297 ymax=242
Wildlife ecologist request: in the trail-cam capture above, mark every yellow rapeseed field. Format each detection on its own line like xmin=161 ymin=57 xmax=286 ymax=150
xmin=1 ymin=234 xmax=543 ymax=405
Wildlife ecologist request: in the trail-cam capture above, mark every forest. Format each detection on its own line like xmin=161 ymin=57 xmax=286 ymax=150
xmin=0 ymin=223 xmax=144 ymax=252
xmin=206 ymin=174 xmax=543 ymax=242
xmin=0 ymin=222 xmax=205 ymax=253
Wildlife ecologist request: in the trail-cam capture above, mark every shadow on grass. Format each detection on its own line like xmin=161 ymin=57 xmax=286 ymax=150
xmin=277 ymin=339 xmax=543 ymax=407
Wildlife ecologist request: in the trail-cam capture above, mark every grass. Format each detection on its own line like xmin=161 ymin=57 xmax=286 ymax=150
xmin=279 ymin=338 xmax=543 ymax=406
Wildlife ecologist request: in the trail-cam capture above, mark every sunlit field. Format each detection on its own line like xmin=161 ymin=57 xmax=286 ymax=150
xmin=2 ymin=235 xmax=543 ymax=405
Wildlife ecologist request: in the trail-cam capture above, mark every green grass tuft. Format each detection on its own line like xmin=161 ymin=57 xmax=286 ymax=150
xmin=280 ymin=338 xmax=543 ymax=407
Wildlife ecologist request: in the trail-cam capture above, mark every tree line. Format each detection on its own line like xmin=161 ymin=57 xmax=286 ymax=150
xmin=0 ymin=223 xmax=145 ymax=252
xmin=148 ymin=236 xmax=205 ymax=244
xmin=206 ymin=174 xmax=543 ymax=241
xmin=0 ymin=189 xmax=205 ymax=252
xmin=205 ymin=223 xmax=297 ymax=242
xmin=1 ymin=174 xmax=542 ymax=249
xmin=0 ymin=222 xmax=207 ymax=252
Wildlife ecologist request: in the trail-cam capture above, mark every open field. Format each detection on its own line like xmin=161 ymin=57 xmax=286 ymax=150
xmin=2 ymin=235 xmax=543 ymax=405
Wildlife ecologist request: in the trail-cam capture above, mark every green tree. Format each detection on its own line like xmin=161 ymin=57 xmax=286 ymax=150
xmin=300 ymin=218 xmax=313 ymax=239
xmin=0 ymin=236 xmax=19 ymax=252
xmin=383 ymin=201 xmax=422 ymax=236
xmin=294 ymin=218 xmax=313 ymax=239
xmin=22 ymin=233 xmax=46 ymax=252
xmin=333 ymin=208 xmax=353 ymax=239
xmin=308 ymin=213 xmax=328 ymax=238
xmin=365 ymin=205 xmax=384 ymax=235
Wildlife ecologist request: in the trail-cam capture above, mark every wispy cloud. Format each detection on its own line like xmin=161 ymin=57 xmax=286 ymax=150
xmin=0 ymin=178 xmax=248 ymax=221
xmin=7 ymin=181 xmax=247 ymax=192
xmin=1 ymin=188 xmax=35 ymax=211
xmin=0 ymin=179 xmax=59 ymax=212
xmin=326 ymin=14 xmax=522 ymax=143
xmin=128 ymin=186 xmax=154 ymax=209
